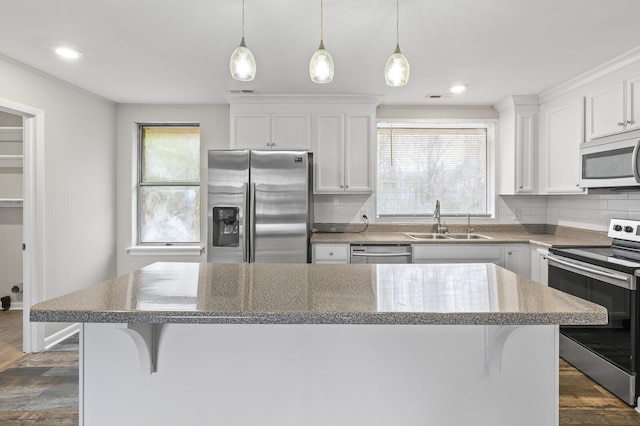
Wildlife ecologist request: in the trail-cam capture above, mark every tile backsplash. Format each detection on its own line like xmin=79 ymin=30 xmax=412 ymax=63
xmin=315 ymin=192 xmax=640 ymax=232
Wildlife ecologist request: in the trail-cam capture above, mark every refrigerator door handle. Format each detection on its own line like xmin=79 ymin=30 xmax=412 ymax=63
xmin=242 ymin=183 xmax=248 ymax=262
xmin=249 ymin=183 xmax=256 ymax=263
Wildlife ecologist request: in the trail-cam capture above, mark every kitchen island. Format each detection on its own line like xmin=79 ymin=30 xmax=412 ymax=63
xmin=31 ymin=262 xmax=606 ymax=426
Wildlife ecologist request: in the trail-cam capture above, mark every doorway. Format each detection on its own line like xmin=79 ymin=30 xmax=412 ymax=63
xmin=0 ymin=97 xmax=45 ymax=354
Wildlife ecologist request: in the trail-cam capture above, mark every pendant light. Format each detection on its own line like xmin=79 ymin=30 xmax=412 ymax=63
xmin=309 ymin=0 xmax=334 ymax=84
xmin=385 ymin=0 xmax=410 ymax=87
xmin=230 ymin=0 xmax=256 ymax=81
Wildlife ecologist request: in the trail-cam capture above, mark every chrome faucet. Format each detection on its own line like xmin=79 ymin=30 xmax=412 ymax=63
xmin=434 ymin=200 xmax=442 ymax=233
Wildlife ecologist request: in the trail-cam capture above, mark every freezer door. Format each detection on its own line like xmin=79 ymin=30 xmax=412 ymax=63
xmin=250 ymin=151 xmax=311 ymax=263
xmin=207 ymin=150 xmax=249 ymax=263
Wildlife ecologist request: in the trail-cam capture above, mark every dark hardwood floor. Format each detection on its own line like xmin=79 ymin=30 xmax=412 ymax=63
xmin=1 ymin=317 xmax=640 ymax=425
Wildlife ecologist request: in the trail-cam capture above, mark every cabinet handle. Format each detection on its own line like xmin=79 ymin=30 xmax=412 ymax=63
xmin=507 ymin=251 xmax=512 ymax=255
xmin=340 ymin=185 xmax=344 ymax=189
xmin=345 ymin=185 xmax=349 ymax=189
xmin=626 ymin=120 xmax=634 ymax=126
xmin=618 ymin=121 xmax=626 ymax=126
xmin=329 ymin=251 xmax=334 ymax=256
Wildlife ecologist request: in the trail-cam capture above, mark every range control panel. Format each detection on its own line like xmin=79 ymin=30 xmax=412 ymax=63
xmin=608 ymin=219 xmax=640 ymax=242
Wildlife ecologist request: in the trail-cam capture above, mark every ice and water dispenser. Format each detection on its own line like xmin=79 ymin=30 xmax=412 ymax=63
xmin=212 ymin=207 xmax=239 ymax=247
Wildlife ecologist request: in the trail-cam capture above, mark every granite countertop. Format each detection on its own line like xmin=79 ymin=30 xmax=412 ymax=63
xmin=311 ymin=224 xmax=612 ymax=248
xmin=30 ymin=262 xmax=607 ymax=326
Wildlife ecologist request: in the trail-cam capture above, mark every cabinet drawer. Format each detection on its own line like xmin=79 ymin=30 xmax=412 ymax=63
xmin=313 ymin=245 xmax=349 ymax=263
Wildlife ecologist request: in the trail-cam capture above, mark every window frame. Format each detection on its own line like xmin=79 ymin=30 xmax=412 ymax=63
xmin=136 ymin=123 xmax=201 ymax=246
xmin=374 ymin=120 xmax=496 ymax=222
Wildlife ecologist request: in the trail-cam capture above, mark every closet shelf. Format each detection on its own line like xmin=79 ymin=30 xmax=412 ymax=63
xmin=0 ymin=155 xmax=23 ymax=167
xmin=0 ymin=199 xmax=23 ymax=208
xmin=0 ymin=127 xmax=23 ymax=142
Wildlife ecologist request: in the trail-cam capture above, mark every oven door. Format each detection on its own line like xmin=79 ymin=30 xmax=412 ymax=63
xmin=548 ymin=254 xmax=638 ymax=405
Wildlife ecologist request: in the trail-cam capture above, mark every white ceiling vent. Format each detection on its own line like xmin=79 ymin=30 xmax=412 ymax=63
xmin=228 ymin=89 xmax=255 ymax=94
xmin=425 ymin=93 xmax=454 ymax=99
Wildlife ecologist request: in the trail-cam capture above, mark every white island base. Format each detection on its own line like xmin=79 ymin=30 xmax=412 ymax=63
xmin=81 ymin=323 xmax=559 ymax=426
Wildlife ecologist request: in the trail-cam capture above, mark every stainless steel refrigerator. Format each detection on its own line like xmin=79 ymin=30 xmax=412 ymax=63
xmin=207 ymin=150 xmax=313 ymax=263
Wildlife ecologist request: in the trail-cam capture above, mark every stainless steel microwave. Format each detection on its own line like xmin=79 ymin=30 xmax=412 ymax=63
xmin=580 ymin=130 xmax=640 ymax=188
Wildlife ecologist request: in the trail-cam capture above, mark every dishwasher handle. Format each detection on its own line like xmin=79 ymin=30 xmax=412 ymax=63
xmin=351 ymin=252 xmax=412 ymax=257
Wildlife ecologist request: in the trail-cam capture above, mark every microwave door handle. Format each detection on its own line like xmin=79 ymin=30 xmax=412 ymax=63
xmin=632 ymin=140 xmax=640 ymax=183
xmin=547 ymin=255 xmax=631 ymax=284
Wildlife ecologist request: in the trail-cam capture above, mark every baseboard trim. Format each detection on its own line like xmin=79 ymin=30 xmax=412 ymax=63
xmin=9 ymin=302 xmax=23 ymax=310
xmin=44 ymin=323 xmax=80 ymax=351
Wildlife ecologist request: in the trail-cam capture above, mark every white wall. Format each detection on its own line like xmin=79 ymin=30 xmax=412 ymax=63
xmin=0 ymin=56 xmax=116 ymax=337
xmin=116 ymin=105 xmax=229 ymax=275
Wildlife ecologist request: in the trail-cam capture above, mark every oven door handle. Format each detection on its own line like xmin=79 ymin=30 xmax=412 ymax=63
xmin=547 ymin=255 xmax=634 ymax=289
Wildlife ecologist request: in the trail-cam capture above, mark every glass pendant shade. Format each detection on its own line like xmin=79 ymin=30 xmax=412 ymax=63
xmin=230 ymin=37 xmax=256 ymax=81
xmin=385 ymin=43 xmax=410 ymax=87
xmin=310 ymin=41 xmax=334 ymax=84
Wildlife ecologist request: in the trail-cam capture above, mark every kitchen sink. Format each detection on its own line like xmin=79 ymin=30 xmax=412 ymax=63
xmin=404 ymin=233 xmax=451 ymax=240
xmin=442 ymin=233 xmax=493 ymax=240
xmin=404 ymin=232 xmax=493 ymax=240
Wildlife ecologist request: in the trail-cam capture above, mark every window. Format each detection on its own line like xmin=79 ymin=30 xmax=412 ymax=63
xmin=138 ymin=125 xmax=200 ymax=244
xmin=377 ymin=124 xmax=491 ymax=217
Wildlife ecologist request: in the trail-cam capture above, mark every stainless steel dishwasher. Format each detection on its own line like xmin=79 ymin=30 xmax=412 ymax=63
xmin=350 ymin=244 xmax=412 ymax=264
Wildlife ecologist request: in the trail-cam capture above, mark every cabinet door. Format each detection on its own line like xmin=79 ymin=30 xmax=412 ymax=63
xmin=544 ymin=100 xmax=585 ymax=193
xmin=272 ymin=114 xmax=312 ymax=150
xmin=586 ymin=83 xmax=625 ymax=140
xmin=232 ymin=114 xmax=271 ymax=149
xmin=344 ymin=114 xmax=373 ymax=193
xmin=315 ymin=114 xmax=345 ymax=193
xmin=516 ymin=113 xmax=536 ymax=193
xmin=626 ymin=74 xmax=640 ymax=132
xmin=504 ymin=245 xmax=530 ymax=277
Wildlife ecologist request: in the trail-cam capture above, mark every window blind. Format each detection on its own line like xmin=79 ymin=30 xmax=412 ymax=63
xmin=377 ymin=127 xmax=488 ymax=216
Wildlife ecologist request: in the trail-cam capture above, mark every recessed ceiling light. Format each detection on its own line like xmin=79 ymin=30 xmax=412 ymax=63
xmin=54 ymin=46 xmax=83 ymax=60
xmin=449 ymin=83 xmax=468 ymax=94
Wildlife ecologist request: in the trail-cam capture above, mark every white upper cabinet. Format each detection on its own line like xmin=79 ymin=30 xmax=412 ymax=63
xmin=231 ymin=112 xmax=312 ymax=150
xmin=315 ymin=112 xmax=374 ymax=194
xmin=226 ymin=95 xmax=381 ymax=194
xmin=539 ymin=97 xmax=585 ymax=194
xmin=626 ymin=74 xmax=640 ymax=133
xmin=494 ymin=96 xmax=539 ymax=195
xmin=585 ymin=73 xmax=640 ymax=140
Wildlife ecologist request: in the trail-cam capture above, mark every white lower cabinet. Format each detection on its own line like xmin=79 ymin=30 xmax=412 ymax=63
xmin=503 ymin=244 xmax=530 ymax=277
xmin=312 ymin=244 xmax=350 ymax=264
xmin=412 ymin=245 xmax=503 ymax=265
xmin=530 ymin=247 xmax=549 ymax=285
xmin=412 ymin=244 xmax=531 ymax=277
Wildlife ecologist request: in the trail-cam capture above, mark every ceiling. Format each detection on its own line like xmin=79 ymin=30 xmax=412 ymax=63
xmin=0 ymin=0 xmax=639 ymax=106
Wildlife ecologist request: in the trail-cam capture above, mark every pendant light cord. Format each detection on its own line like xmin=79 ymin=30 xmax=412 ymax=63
xmin=242 ymin=0 xmax=245 ymax=38
xmin=320 ymin=0 xmax=324 ymax=42
xmin=396 ymin=0 xmax=400 ymax=45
